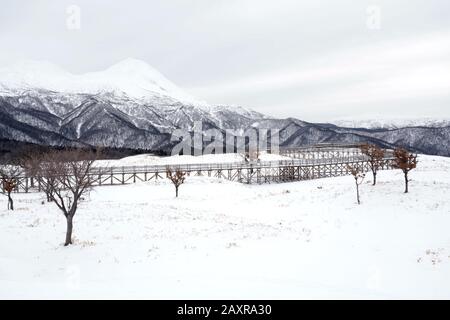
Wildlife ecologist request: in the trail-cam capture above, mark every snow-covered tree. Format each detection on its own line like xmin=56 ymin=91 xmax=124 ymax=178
xmin=360 ymin=143 xmax=385 ymax=185
xmin=0 ymin=165 xmax=21 ymax=210
xmin=347 ymin=164 xmax=365 ymax=205
xmin=166 ymin=167 xmax=186 ymax=197
xmin=393 ymin=148 xmax=418 ymax=193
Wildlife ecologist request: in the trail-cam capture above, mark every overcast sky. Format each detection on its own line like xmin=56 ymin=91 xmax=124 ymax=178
xmin=0 ymin=0 xmax=449 ymax=121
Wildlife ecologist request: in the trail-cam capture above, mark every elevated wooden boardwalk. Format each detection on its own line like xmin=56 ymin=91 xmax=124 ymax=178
xmin=14 ymin=144 xmax=396 ymax=193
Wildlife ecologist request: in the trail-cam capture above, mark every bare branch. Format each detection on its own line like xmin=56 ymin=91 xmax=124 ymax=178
xmin=166 ymin=166 xmax=186 ymax=197
xmin=392 ymin=148 xmax=418 ymax=193
xmin=0 ymin=164 xmax=22 ymax=210
xmin=360 ymin=143 xmax=385 ymax=185
xmin=36 ymin=148 xmax=102 ymax=246
xmin=347 ymin=164 xmax=365 ymax=205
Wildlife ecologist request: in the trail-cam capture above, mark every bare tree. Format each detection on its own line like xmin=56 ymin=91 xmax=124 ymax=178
xmin=0 ymin=165 xmax=21 ymax=210
xmin=20 ymin=151 xmax=44 ymax=189
xmin=38 ymin=158 xmax=57 ymax=203
xmin=249 ymin=148 xmax=260 ymax=161
xmin=360 ymin=143 xmax=385 ymax=185
xmin=166 ymin=167 xmax=186 ymax=197
xmin=392 ymin=148 xmax=418 ymax=193
xmin=37 ymin=149 xmax=99 ymax=246
xmin=347 ymin=164 xmax=365 ymax=205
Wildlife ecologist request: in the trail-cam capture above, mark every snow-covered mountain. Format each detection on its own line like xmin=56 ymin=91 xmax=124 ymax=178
xmin=0 ymin=59 xmax=203 ymax=106
xmin=0 ymin=59 xmax=449 ymax=156
xmin=332 ymin=117 xmax=450 ymax=130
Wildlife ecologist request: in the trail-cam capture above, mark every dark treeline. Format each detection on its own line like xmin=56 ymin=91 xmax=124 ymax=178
xmin=0 ymin=139 xmax=169 ymax=164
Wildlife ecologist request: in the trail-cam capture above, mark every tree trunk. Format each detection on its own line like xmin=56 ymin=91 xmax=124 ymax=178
xmin=7 ymin=192 xmax=13 ymax=211
xmin=356 ymin=182 xmax=360 ymax=205
xmin=372 ymin=171 xmax=377 ymax=186
xmin=404 ymin=172 xmax=409 ymax=193
xmin=175 ymin=186 xmax=179 ymax=197
xmin=65 ymin=216 xmax=73 ymax=246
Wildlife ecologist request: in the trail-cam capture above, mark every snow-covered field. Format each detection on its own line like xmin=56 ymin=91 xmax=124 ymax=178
xmin=1 ymin=155 xmax=450 ymax=299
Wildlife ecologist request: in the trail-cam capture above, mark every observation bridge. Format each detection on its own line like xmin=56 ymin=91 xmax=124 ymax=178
xmin=13 ymin=143 xmax=395 ymax=192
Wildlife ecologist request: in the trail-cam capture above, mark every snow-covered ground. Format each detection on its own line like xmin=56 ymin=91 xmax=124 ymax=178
xmin=1 ymin=155 xmax=450 ymax=299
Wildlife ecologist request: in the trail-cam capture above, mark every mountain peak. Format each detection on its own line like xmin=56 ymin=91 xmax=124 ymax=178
xmin=106 ymin=58 xmax=156 ymax=73
xmin=0 ymin=59 xmax=204 ymax=106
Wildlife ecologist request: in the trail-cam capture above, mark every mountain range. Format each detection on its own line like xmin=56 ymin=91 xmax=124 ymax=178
xmin=0 ymin=59 xmax=449 ymax=157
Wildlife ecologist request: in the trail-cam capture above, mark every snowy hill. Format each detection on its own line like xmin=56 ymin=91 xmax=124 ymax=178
xmin=1 ymin=154 xmax=450 ymax=299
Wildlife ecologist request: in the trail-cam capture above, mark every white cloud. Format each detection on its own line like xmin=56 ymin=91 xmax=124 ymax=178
xmin=1 ymin=0 xmax=450 ymax=120
xmin=188 ymin=31 xmax=450 ymax=120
